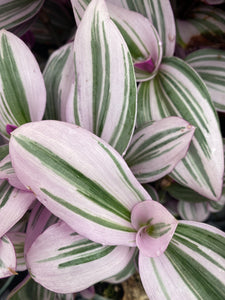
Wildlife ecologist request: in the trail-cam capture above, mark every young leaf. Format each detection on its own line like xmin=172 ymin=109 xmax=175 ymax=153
xmin=139 ymin=221 xmax=225 ymax=300
xmin=185 ymin=49 xmax=225 ymax=112
xmin=9 ymin=120 xmax=150 ymax=246
xmin=0 ymin=0 xmax=44 ymax=34
xmin=125 ymin=117 xmax=195 ymax=183
xmin=0 ymin=30 xmax=46 ymax=139
xmin=0 ymin=180 xmax=35 ymax=238
xmin=26 ymin=221 xmax=136 ymax=293
xmin=67 ymin=0 xmax=137 ymax=155
xmin=0 ymin=234 xmax=16 ymax=278
xmin=137 ymin=56 xmax=224 ymax=201
xmin=43 ymin=42 xmax=74 ymax=121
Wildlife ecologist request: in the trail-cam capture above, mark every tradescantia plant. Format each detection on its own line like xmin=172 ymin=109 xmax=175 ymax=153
xmin=0 ymin=0 xmax=225 ymax=299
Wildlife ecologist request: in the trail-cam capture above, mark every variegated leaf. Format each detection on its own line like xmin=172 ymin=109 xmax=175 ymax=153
xmin=185 ymin=49 xmax=225 ymax=112
xmin=176 ymin=5 xmax=225 ymax=49
xmin=142 ymin=184 xmax=159 ymax=202
xmin=178 ymin=201 xmax=210 ymax=221
xmin=125 ymin=117 xmax=195 ymax=183
xmin=106 ymin=248 xmax=138 ymax=283
xmin=43 ymin=42 xmax=74 ymax=121
xmin=9 ymin=121 xmax=150 ymax=246
xmin=25 ymin=201 xmax=58 ymax=254
xmin=26 ymin=221 xmax=136 ymax=293
xmin=139 ymin=221 xmax=225 ymax=300
xmin=0 ymin=180 xmax=35 ymax=238
xmin=137 ymin=56 xmax=224 ymax=201
xmin=208 ymin=186 xmax=225 ymax=213
xmin=0 ymin=30 xmax=46 ymax=139
xmin=0 ymin=144 xmax=9 ymax=160
xmin=7 ymin=275 xmax=74 ymax=300
xmin=0 ymin=154 xmax=26 ymax=189
xmin=0 ymin=234 xmax=16 ymax=278
xmin=106 ymin=0 xmax=176 ymax=56
xmin=71 ymin=0 xmax=163 ymax=81
xmin=7 ymin=232 xmax=26 ymax=272
xmin=0 ymin=0 xmax=44 ymax=33
xmin=67 ymin=0 xmax=137 ymax=155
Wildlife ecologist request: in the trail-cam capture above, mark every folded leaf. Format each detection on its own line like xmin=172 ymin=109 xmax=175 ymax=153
xmin=0 ymin=30 xmax=46 ymax=139
xmin=106 ymin=0 xmax=175 ymax=56
xmin=185 ymin=49 xmax=225 ymax=112
xmin=43 ymin=42 xmax=74 ymax=121
xmin=26 ymin=221 xmax=136 ymax=293
xmin=137 ymin=56 xmax=224 ymax=200
xmin=139 ymin=221 xmax=225 ymax=300
xmin=125 ymin=117 xmax=195 ymax=183
xmin=7 ymin=232 xmax=26 ymax=272
xmin=67 ymin=0 xmax=137 ymax=155
xmin=0 ymin=0 xmax=44 ymax=33
xmin=0 ymin=180 xmax=35 ymax=238
xmin=0 ymin=234 xmax=16 ymax=278
xmin=9 ymin=121 xmax=150 ymax=246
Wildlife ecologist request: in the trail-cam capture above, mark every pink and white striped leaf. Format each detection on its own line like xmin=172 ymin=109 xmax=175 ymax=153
xmin=106 ymin=0 xmax=176 ymax=57
xmin=137 ymin=57 xmax=224 ymax=201
xmin=0 ymin=180 xmax=35 ymax=238
xmin=0 ymin=154 xmax=26 ymax=190
xmin=185 ymin=49 xmax=225 ymax=112
xmin=139 ymin=221 xmax=225 ymax=300
xmin=0 ymin=234 xmax=16 ymax=278
xmin=7 ymin=232 xmax=26 ymax=272
xmin=7 ymin=275 xmax=74 ymax=300
xmin=26 ymin=221 xmax=136 ymax=293
xmin=106 ymin=248 xmax=138 ymax=284
xmin=25 ymin=201 xmax=58 ymax=254
xmin=71 ymin=0 xmax=162 ymax=82
xmin=208 ymin=187 xmax=225 ymax=213
xmin=9 ymin=120 xmax=150 ymax=246
xmin=0 ymin=0 xmax=44 ymax=34
xmin=125 ymin=117 xmax=195 ymax=183
xmin=43 ymin=42 xmax=74 ymax=121
xmin=0 ymin=30 xmax=46 ymax=139
xmin=67 ymin=0 xmax=137 ymax=155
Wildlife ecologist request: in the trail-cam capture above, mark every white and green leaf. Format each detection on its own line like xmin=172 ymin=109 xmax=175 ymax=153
xmin=0 ymin=234 xmax=16 ymax=278
xmin=178 ymin=201 xmax=210 ymax=222
xmin=176 ymin=5 xmax=225 ymax=48
xmin=7 ymin=275 xmax=74 ymax=300
xmin=0 ymin=30 xmax=46 ymax=139
xmin=139 ymin=221 xmax=225 ymax=300
xmin=0 ymin=0 xmax=44 ymax=33
xmin=0 ymin=180 xmax=35 ymax=238
xmin=7 ymin=232 xmax=26 ymax=272
xmin=9 ymin=121 xmax=150 ymax=246
xmin=125 ymin=117 xmax=195 ymax=183
xmin=185 ymin=49 xmax=225 ymax=112
xmin=25 ymin=201 xmax=58 ymax=254
xmin=106 ymin=0 xmax=176 ymax=56
xmin=137 ymin=56 xmax=224 ymax=201
xmin=43 ymin=42 xmax=74 ymax=121
xmin=26 ymin=221 xmax=136 ymax=293
xmin=67 ymin=0 xmax=137 ymax=155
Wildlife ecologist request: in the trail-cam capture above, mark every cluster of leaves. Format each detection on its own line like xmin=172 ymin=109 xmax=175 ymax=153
xmin=0 ymin=0 xmax=225 ymax=299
